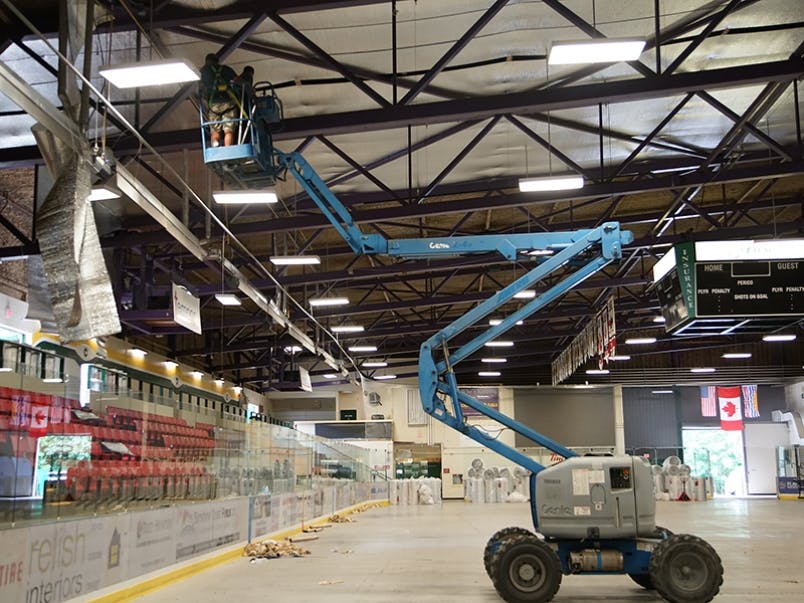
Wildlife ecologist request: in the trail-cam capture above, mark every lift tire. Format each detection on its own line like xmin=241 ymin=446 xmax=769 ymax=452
xmin=491 ymin=535 xmax=562 ymax=603
xmin=649 ymin=533 xmax=723 ymax=603
xmin=484 ymin=527 xmax=534 ymax=577
xmin=628 ymin=526 xmax=674 ymax=590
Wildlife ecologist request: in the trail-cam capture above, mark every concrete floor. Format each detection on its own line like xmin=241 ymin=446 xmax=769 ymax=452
xmin=89 ymin=498 xmax=804 ymax=603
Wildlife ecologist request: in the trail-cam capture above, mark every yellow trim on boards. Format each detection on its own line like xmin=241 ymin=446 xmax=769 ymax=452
xmin=85 ymin=499 xmax=390 ymax=603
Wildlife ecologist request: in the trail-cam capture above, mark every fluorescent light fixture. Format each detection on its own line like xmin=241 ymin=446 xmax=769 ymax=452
xmin=608 ymin=355 xmax=631 ymax=361
xmin=214 ymin=293 xmax=242 ymax=306
xmin=214 ymin=377 xmax=225 ymax=385
xmin=585 ymin=369 xmax=610 ymax=375
xmin=690 ymin=367 xmax=716 ymax=373
xmin=362 ymin=361 xmax=388 ymax=368
xmin=626 ymin=337 xmax=656 ymax=345
xmin=323 ymin=373 xmax=339 ymax=379
xmin=163 ymin=360 xmax=178 ymax=369
xmin=481 ymin=358 xmax=508 ymax=363
xmin=652 ymin=248 xmax=677 ymax=282
xmin=284 ymin=345 xmax=303 ymax=354
xmin=548 ymin=39 xmax=646 ymax=65
xmin=99 ymin=58 xmax=200 ymax=88
xmin=309 ymin=297 xmax=349 ymax=307
xmin=232 ymin=385 xmax=243 ymax=394
xmin=88 ymin=186 xmax=120 ymax=202
xmin=722 ymin=352 xmax=752 ymax=359
xmin=374 ymin=374 xmax=397 ymax=380
xmin=128 ymin=348 xmax=148 ymax=358
xmin=652 ymin=390 xmax=674 ymax=394
xmin=652 ymin=316 xmax=666 ymax=323
xmin=270 ymin=255 xmax=321 ymax=266
xmin=485 ymin=340 xmax=514 ymax=347
xmin=189 ymin=370 xmax=204 ymax=379
xmin=519 ymin=175 xmax=584 ymax=192
xmin=528 ymin=249 xmax=554 ymax=256
xmin=331 ymin=325 xmax=365 ymax=333
xmin=42 ymin=377 xmax=63 ymax=383
xmin=213 ymin=190 xmax=278 ymax=204
xmin=489 ymin=318 xmax=523 ymax=326
xmin=349 ymin=345 xmax=378 ymax=352
xmin=513 ymin=289 xmax=536 ymax=299
xmin=763 ymin=334 xmax=796 ymax=342
xmin=478 ymin=371 xmax=501 ymax=377
xmin=696 ymin=239 xmax=804 ymax=262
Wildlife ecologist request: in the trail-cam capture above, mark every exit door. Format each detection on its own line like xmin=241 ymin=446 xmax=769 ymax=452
xmin=744 ymin=423 xmax=788 ymax=495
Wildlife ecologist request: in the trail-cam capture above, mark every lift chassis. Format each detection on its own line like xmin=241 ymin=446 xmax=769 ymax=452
xmin=202 ymin=106 xmax=724 ymax=603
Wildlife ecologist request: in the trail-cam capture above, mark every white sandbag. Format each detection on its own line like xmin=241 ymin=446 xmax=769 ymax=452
xmin=662 ymin=455 xmax=681 ymax=469
xmin=468 ymin=477 xmax=485 ymax=503
xmin=505 ymin=490 xmax=528 ymax=503
xmin=666 ymin=475 xmax=683 ymax=500
xmin=418 ymin=483 xmax=435 ymax=505
xmin=389 ymin=479 xmax=399 ymax=505
xmin=493 ymin=477 xmax=508 ymax=503
xmin=484 ymin=478 xmax=496 ymax=503
xmin=693 ymin=477 xmax=707 ymax=501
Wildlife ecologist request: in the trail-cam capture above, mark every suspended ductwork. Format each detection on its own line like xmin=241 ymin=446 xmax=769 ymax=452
xmin=33 ymin=140 xmax=121 ymax=340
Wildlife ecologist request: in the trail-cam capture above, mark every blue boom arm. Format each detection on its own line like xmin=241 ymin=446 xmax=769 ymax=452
xmin=205 ymin=138 xmax=634 ymax=475
xmin=275 ymin=150 xmax=634 ymax=473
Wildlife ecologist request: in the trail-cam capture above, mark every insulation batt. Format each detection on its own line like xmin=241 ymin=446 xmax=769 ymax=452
xmin=35 ymin=145 xmax=121 ymax=340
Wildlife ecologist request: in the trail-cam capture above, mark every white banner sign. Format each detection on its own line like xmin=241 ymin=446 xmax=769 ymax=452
xmin=128 ymin=508 xmax=176 ymax=578
xmin=175 ymin=499 xmax=246 ymax=561
xmin=26 ymin=517 xmax=110 ymax=603
xmin=172 ymin=283 xmax=202 ymax=334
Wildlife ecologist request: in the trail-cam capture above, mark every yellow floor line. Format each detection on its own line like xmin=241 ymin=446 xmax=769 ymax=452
xmin=86 ymin=499 xmax=390 ymax=603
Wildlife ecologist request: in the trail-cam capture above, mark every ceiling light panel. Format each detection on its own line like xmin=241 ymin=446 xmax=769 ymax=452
xmin=213 ymin=190 xmax=278 ymax=204
xmin=214 ymin=293 xmax=241 ymax=306
xmin=99 ymin=59 xmax=200 ymax=88
xmin=519 ymin=175 xmax=584 ymax=192
xmin=269 ymin=256 xmax=320 ymax=265
xmin=548 ymin=39 xmax=646 ymax=65
xmin=309 ymin=297 xmax=349 ymax=307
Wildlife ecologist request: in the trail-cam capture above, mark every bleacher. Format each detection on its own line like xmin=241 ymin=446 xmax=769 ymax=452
xmin=1 ymin=388 xmax=218 ymax=504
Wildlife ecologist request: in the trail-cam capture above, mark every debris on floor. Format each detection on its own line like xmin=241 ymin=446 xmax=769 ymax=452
xmin=243 ymin=539 xmax=311 ymax=559
xmin=331 ymin=548 xmax=353 ymax=554
xmin=328 ymin=513 xmax=355 ymax=523
xmin=318 ymin=580 xmax=344 ymax=586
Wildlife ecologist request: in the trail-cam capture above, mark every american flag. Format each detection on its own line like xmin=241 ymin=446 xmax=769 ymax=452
xmin=741 ymin=384 xmax=760 ymax=418
xmin=700 ymin=385 xmax=717 ymax=417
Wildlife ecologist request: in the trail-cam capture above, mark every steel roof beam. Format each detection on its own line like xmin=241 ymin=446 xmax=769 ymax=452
xmin=415 ymin=116 xmax=501 ymax=204
xmin=398 ymin=0 xmax=510 ymax=105
xmin=269 ymin=12 xmax=390 ymax=108
xmin=3 ymin=58 xmax=801 ymax=165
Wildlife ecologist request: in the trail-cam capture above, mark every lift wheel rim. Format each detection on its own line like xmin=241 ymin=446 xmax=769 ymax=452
xmin=669 ymin=551 xmax=709 ymax=592
xmin=508 ymin=553 xmax=548 ymax=593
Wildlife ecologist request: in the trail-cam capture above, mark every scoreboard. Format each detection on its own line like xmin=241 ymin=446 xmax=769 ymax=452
xmin=652 ymin=240 xmax=804 ymax=335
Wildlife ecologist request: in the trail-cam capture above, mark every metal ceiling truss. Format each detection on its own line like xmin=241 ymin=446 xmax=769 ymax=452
xmin=1 ymin=0 xmax=802 ymax=386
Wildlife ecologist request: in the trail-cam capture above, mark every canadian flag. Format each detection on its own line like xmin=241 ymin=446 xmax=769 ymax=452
xmin=29 ymin=405 xmax=50 ymax=437
xmin=717 ymin=386 xmax=743 ymax=431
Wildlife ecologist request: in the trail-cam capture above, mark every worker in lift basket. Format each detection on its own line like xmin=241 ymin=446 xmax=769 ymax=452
xmin=199 ymin=53 xmax=238 ymax=147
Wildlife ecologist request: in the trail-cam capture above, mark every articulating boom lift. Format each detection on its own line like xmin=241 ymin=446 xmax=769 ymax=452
xmin=202 ymin=94 xmax=724 ymax=603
